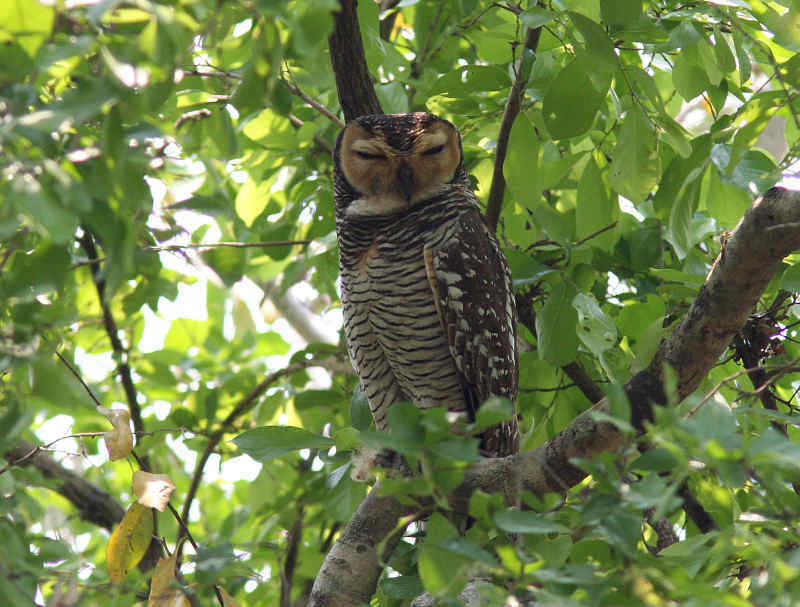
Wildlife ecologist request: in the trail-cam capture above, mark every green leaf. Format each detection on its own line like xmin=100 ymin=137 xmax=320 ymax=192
xmin=0 ymin=402 xmax=34 ymax=453
xmin=703 ymin=165 xmax=752 ymax=229
xmin=609 ymin=107 xmax=660 ymax=203
xmin=472 ymin=396 xmax=516 ymax=433
xmin=781 ymin=262 xmax=800 ymax=292
xmin=419 ymin=531 xmax=498 ymax=594
xmin=572 ymin=293 xmax=618 ymax=356
xmin=569 ymin=12 xmax=616 ymax=72
xmin=381 ymin=575 xmax=425 ymax=600
xmin=504 ymin=113 xmax=542 ymax=212
xmin=684 ymin=401 xmax=740 ymax=452
xmin=617 ymin=295 xmax=666 ymax=344
xmin=751 ymin=2 xmax=800 ymax=52
xmin=0 ymin=0 xmax=55 ymax=58
xmin=235 ymin=178 xmax=270 ymax=228
xmin=506 ymin=249 xmax=556 ymax=287
xmin=201 ymin=246 xmax=247 ymax=287
xmin=655 ymin=115 xmax=692 ymax=159
xmin=520 ymin=7 xmax=556 ymax=29
xmin=731 ymin=25 xmax=751 ymax=86
xmin=712 ymin=27 xmax=736 ymax=73
xmin=294 ymin=389 xmax=345 ymax=411
xmin=600 ymin=0 xmax=641 ymax=27
xmin=543 ymin=55 xmax=610 ymax=139
xmin=432 ymin=65 xmax=510 ymax=96
xmin=631 ymin=447 xmax=681 ymax=473
xmin=350 ymin=386 xmax=373 ymax=431
xmin=672 ymin=52 xmax=709 ymax=101
xmin=233 ymin=426 xmax=334 ymax=462
xmin=493 ymin=510 xmax=568 ymax=534
xmin=429 ymin=438 xmax=480 ymax=463
xmin=576 ymin=156 xmax=617 ymax=251
xmin=325 ymin=470 xmax=365 ymax=521
xmin=536 ymin=281 xmax=579 ymax=366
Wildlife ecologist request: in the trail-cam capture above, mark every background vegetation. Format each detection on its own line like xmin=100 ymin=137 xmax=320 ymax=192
xmin=1 ymin=0 xmax=799 ymax=605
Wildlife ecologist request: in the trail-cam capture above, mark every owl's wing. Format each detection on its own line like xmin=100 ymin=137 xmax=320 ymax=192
xmin=424 ymin=207 xmax=519 ymax=457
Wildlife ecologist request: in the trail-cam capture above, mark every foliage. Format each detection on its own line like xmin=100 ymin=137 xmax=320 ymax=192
xmin=1 ymin=0 xmax=799 ymax=605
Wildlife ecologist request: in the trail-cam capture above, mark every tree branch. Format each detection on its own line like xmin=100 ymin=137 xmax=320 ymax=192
xmin=485 ymin=26 xmax=542 ymax=232
xmin=78 ymin=232 xmax=146 ymax=451
xmin=178 ymin=358 xmax=327 ymax=548
xmin=309 ymin=483 xmax=408 ymax=607
xmin=4 ymin=441 xmax=124 ymax=530
xmin=282 ymin=73 xmax=345 ymax=129
xmin=311 ymin=186 xmax=800 ymax=606
xmin=328 ymin=0 xmax=383 ymax=121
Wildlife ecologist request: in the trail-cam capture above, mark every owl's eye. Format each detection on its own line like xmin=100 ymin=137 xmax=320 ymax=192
xmin=421 ymin=144 xmax=445 ymax=156
xmin=355 ymin=150 xmax=386 ymax=160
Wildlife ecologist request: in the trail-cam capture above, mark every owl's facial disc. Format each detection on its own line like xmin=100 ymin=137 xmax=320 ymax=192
xmin=339 ymin=118 xmax=461 ymax=217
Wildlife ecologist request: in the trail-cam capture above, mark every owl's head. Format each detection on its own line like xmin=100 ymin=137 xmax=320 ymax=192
xmin=333 ymin=112 xmax=467 ymax=217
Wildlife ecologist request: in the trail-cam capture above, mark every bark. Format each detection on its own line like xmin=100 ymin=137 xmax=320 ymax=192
xmin=5 ymin=441 xmax=124 ymax=530
xmin=328 ymin=0 xmax=383 ymax=121
xmin=309 ymin=186 xmax=800 ymax=606
xmin=309 ymin=485 xmax=406 ymax=607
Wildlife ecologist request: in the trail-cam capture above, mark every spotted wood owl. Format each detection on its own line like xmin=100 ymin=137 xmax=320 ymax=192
xmin=333 ymin=112 xmax=519 ymax=457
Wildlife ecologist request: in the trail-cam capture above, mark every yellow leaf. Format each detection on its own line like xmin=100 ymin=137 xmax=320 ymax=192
xmin=107 ymin=502 xmax=154 ymax=584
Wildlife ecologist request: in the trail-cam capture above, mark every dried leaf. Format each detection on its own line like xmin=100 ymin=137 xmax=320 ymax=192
xmin=218 ymin=587 xmax=242 ymax=607
xmin=147 ymin=550 xmax=190 ymax=607
xmin=133 ymin=471 xmax=176 ymax=512
xmin=106 ymin=502 xmax=154 ymax=584
xmin=98 ymin=406 xmax=133 ymax=461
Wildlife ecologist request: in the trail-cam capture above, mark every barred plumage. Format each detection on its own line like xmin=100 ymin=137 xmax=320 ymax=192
xmin=333 ymin=113 xmax=519 ymax=457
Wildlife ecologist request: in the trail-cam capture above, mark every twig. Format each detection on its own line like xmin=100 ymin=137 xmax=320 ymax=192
xmin=280 ymin=457 xmax=312 ymax=607
xmin=0 ymin=427 xmax=193 ymax=475
xmin=485 ymin=26 xmax=542 ymax=232
xmin=282 ymin=70 xmax=345 ymax=129
xmin=55 ymin=351 xmax=104 ymax=408
xmin=2 ymin=441 xmax=125 ymax=529
xmin=78 ymin=231 xmax=149 ymax=469
xmin=686 ymin=358 xmax=800 ymax=418
xmin=145 ymin=240 xmax=310 ymax=252
xmin=288 ymin=113 xmax=335 ymax=153
xmin=574 ymin=222 xmax=618 ymax=246
xmin=177 ymin=358 xmax=324 ymax=551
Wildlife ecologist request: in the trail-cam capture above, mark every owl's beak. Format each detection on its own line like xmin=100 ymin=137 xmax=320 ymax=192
xmin=396 ymin=163 xmax=415 ymax=203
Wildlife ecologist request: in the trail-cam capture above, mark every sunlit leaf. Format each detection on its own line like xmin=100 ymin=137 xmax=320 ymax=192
xmin=493 ymin=510 xmax=568 ymax=534
xmin=233 ymin=426 xmax=333 ymax=462
xmin=107 ymin=503 xmax=154 ymax=584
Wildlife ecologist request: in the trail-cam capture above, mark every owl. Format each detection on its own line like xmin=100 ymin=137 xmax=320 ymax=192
xmin=333 ymin=112 xmax=519 ymax=457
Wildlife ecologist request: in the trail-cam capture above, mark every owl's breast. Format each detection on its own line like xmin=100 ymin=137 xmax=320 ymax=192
xmin=339 ymin=223 xmax=466 ymax=424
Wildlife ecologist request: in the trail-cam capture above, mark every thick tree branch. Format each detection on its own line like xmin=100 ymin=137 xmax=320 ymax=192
xmin=309 ymin=484 xmax=407 ymax=607
xmin=5 ymin=441 xmax=124 ymax=530
xmin=263 ymin=281 xmax=341 ymax=347
xmin=328 ymin=0 xmax=383 ymax=121
xmin=311 ymin=186 xmax=800 ymax=606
